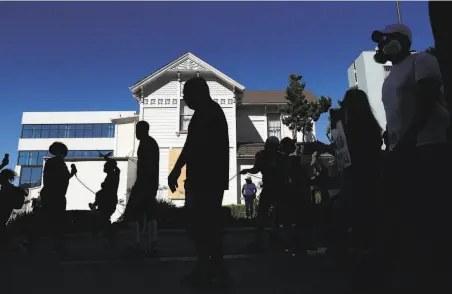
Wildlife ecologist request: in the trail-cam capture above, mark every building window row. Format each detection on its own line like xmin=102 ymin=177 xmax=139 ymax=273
xmin=21 ymin=124 xmax=115 ymax=139
xmin=18 ymin=150 xmax=113 ymax=189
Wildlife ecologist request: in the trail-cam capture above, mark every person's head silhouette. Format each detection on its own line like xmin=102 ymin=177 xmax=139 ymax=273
xmin=183 ymin=77 xmax=211 ymax=110
xmin=265 ymin=136 xmax=280 ymax=154
xmin=49 ymin=142 xmax=68 ymax=158
xmin=280 ymin=137 xmax=296 ymax=155
xmin=104 ymin=158 xmax=117 ymax=174
xmin=372 ymin=24 xmax=412 ymax=64
xmin=0 ymin=168 xmax=16 ymax=184
xmin=136 ymin=121 xmax=150 ymax=140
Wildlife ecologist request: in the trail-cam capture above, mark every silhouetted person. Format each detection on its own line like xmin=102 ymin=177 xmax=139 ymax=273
xmin=168 ymin=77 xmax=229 ymax=286
xmin=0 ymin=169 xmax=27 ymax=248
xmin=373 ymin=23 xmax=451 ymax=290
xmin=89 ymin=156 xmax=120 ymax=244
xmin=121 ymin=121 xmax=159 ymax=257
xmin=0 ymin=154 xmax=9 ymax=171
xmin=242 ymin=176 xmax=257 ymax=219
xmin=279 ymin=137 xmax=312 ymax=255
xmin=341 ymin=89 xmax=382 ymax=253
xmin=28 ymin=142 xmax=77 ymax=253
xmin=429 ymin=1 xmax=452 ymax=142
xmin=240 ymin=136 xmax=287 ymax=252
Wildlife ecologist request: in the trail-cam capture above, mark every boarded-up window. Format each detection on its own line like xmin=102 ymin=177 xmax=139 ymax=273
xmin=168 ymin=148 xmax=186 ymax=199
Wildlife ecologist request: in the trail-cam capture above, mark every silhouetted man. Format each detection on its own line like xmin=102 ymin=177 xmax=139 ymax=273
xmin=372 ymin=23 xmax=451 ymax=290
xmin=122 ymin=121 xmax=160 ymax=257
xmin=240 ymin=136 xmax=287 ymax=252
xmin=168 ymin=77 xmax=229 ymax=286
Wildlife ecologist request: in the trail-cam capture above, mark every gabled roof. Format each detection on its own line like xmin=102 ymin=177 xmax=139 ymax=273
xmin=129 ymin=52 xmax=245 ymax=95
xmin=242 ymin=90 xmax=317 ymax=105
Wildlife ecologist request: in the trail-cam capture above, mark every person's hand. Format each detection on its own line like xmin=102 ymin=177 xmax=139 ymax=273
xmin=70 ymin=164 xmax=77 ymax=175
xmin=168 ymin=168 xmax=181 ymax=193
xmin=239 ymin=169 xmax=248 ymax=175
xmin=88 ymin=203 xmax=95 ymax=211
xmin=1 ymin=155 xmax=9 ymax=167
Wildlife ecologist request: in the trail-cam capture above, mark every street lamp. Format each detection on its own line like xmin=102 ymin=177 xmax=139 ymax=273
xmin=396 ymin=0 xmax=402 ymax=24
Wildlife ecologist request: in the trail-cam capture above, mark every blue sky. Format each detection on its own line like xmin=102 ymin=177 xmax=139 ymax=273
xmin=0 ymin=1 xmax=433 ymax=169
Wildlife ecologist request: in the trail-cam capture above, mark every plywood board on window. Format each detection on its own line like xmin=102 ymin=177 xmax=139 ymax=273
xmin=168 ymin=148 xmax=186 ymax=199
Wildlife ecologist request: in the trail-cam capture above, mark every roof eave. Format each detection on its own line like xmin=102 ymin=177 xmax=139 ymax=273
xmin=129 ymin=52 xmax=245 ymax=97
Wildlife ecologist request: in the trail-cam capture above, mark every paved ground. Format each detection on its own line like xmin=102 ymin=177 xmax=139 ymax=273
xmin=0 ymin=230 xmax=376 ymax=294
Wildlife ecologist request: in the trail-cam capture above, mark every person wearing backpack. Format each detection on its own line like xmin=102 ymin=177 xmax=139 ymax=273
xmin=0 ymin=169 xmax=28 ymax=248
xmin=372 ymin=23 xmax=451 ymax=291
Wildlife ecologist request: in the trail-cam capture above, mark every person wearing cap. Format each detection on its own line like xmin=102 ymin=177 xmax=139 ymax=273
xmin=241 ymin=176 xmax=257 ymax=219
xmin=240 ymin=136 xmax=288 ymax=252
xmin=372 ymin=24 xmax=451 ymax=286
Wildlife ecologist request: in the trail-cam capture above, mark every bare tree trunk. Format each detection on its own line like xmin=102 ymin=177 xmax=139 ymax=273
xmin=292 ymin=129 xmax=297 ymax=141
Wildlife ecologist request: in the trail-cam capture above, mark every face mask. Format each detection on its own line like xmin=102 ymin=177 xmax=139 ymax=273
xmin=382 ymin=39 xmax=402 ymax=56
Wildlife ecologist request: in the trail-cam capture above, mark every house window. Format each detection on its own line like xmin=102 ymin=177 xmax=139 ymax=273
xmin=267 ymin=113 xmax=281 ymax=139
xmin=180 ymin=100 xmax=194 ymax=132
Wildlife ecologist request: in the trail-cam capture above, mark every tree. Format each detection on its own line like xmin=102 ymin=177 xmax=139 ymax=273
xmin=280 ymin=74 xmax=332 ymax=142
xmin=326 ymin=100 xmax=343 ymax=143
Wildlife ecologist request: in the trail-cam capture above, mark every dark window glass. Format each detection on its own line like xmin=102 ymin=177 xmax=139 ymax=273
xmin=38 ymin=151 xmax=48 ymax=164
xmin=93 ymin=124 xmax=102 ymax=137
xmin=58 ymin=124 xmax=67 ymax=138
xmin=67 ymin=151 xmax=75 ymax=158
xmin=67 ymin=125 xmax=76 ymax=138
xmin=49 ymin=125 xmax=58 ymax=138
xmin=30 ymin=167 xmax=42 ymax=182
xmin=84 ymin=124 xmax=93 ymax=138
xmin=18 ymin=152 xmax=29 ymax=165
xmin=41 ymin=125 xmax=50 ymax=138
xmin=75 ymin=124 xmax=84 ymax=138
xmin=90 ymin=151 xmax=99 ymax=158
xmin=101 ymin=124 xmax=114 ymax=137
xmin=32 ymin=125 xmax=42 ymax=138
xmin=73 ymin=151 xmax=83 ymax=158
xmin=22 ymin=126 xmax=33 ymax=138
xmin=28 ymin=151 xmax=39 ymax=165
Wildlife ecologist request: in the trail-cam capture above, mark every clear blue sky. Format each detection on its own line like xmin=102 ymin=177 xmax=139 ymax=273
xmin=0 ymin=1 xmax=433 ymax=168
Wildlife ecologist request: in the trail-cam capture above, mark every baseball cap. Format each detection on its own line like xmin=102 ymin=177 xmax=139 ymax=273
xmin=376 ymin=24 xmax=412 ymax=43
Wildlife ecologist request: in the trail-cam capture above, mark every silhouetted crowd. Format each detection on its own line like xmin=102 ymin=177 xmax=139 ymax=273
xmin=1 ymin=14 xmax=452 ymax=291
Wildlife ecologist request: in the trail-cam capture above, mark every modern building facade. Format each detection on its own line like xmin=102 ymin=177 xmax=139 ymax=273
xmin=347 ymin=50 xmax=392 ymax=131
xmin=17 ymin=52 xmax=318 ymax=220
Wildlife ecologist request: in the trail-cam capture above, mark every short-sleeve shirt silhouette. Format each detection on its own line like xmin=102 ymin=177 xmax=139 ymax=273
xmin=136 ymin=136 xmax=160 ymax=191
xmin=41 ymin=156 xmax=70 ymax=202
xmin=185 ymin=100 xmax=229 ymax=190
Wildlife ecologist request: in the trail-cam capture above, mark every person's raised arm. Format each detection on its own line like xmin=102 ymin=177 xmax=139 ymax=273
xmin=240 ymin=152 xmax=262 ymax=175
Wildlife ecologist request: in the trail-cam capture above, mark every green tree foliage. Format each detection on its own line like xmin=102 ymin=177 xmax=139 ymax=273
xmin=280 ymin=74 xmax=332 ymax=141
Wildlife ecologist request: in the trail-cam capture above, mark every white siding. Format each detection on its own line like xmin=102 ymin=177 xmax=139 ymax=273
xmin=237 ymin=106 xmax=267 ymax=143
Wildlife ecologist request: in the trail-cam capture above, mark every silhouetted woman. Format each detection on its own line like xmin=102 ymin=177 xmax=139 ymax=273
xmin=341 ymin=89 xmax=382 ymax=252
xmin=89 ymin=157 xmax=120 ymax=243
xmin=36 ymin=142 xmax=77 ymax=252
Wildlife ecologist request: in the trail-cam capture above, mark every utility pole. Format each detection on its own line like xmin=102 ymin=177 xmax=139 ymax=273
xmin=396 ymin=0 xmax=402 ymax=24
